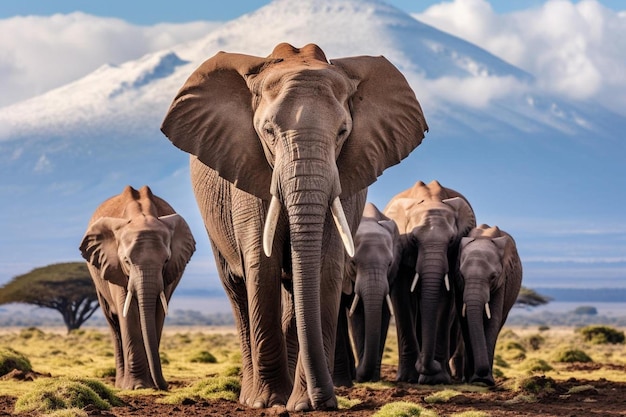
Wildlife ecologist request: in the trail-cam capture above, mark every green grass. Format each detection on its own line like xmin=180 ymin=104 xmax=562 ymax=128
xmin=423 ymin=389 xmax=462 ymax=404
xmin=372 ymin=401 xmax=438 ymax=417
xmin=14 ymin=377 xmax=121 ymax=414
xmin=0 ymin=346 xmax=32 ymax=376
xmin=158 ymin=376 xmax=240 ymax=404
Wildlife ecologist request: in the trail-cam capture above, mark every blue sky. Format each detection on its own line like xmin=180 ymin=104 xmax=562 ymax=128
xmin=1 ymin=0 xmax=623 ymax=24
xmin=0 ymin=0 xmax=624 ymax=291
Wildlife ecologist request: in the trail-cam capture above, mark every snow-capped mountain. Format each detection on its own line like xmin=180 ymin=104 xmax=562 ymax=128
xmin=1 ymin=0 xmax=624 ymax=292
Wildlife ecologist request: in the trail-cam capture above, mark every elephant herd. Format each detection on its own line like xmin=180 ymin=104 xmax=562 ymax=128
xmin=333 ymin=180 xmax=523 ymax=390
xmin=78 ymin=43 xmax=521 ymax=412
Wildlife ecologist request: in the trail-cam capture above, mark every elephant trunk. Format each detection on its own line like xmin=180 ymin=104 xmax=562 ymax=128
xmin=132 ymin=268 xmax=168 ymax=390
xmin=280 ymin=150 xmax=340 ymax=409
xmin=355 ymin=282 xmax=386 ymax=382
xmin=415 ymin=245 xmax=448 ymax=381
xmin=465 ymin=298 xmax=492 ymax=385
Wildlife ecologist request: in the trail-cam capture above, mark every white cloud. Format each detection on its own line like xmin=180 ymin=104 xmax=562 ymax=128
xmin=414 ymin=0 xmax=626 ymax=116
xmin=426 ymin=74 xmax=528 ymax=108
xmin=0 ymin=12 xmax=221 ymax=108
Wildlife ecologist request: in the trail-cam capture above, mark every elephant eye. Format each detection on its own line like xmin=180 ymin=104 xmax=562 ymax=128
xmin=263 ymin=123 xmax=275 ymax=138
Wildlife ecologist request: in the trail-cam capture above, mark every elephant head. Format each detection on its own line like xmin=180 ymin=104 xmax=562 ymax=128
xmin=346 ymin=202 xmax=400 ymax=382
xmin=458 ymin=224 xmax=522 ymax=385
xmin=385 ymin=180 xmax=475 ymax=384
xmin=80 ymin=188 xmax=195 ymax=390
xmin=161 ymin=43 xmax=427 ymax=408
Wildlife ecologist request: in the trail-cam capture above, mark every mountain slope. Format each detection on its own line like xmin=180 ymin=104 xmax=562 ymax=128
xmin=1 ymin=0 xmax=624 ymax=290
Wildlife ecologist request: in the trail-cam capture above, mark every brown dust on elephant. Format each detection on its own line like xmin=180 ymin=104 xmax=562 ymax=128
xmin=384 ymin=180 xmax=475 ymax=384
xmin=456 ymin=224 xmax=522 ymax=386
xmin=79 ymin=185 xmax=196 ymax=390
xmin=160 ymin=43 xmax=428 ymax=411
xmin=334 ymin=202 xmax=401 ymax=386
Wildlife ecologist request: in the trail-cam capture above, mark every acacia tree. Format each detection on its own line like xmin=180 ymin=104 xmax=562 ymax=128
xmin=515 ymin=286 xmax=551 ymax=308
xmin=0 ymin=262 xmax=99 ymax=332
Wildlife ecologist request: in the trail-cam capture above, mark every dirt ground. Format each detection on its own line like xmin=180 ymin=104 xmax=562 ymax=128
xmin=2 ymin=364 xmax=625 ymax=417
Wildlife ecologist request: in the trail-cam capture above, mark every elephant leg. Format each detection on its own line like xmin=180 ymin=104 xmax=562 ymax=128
xmin=97 ymin=290 xmax=125 ymax=389
xmin=390 ymin=270 xmax=419 ymax=382
xmin=333 ymin=293 xmax=355 ymax=387
xmin=211 ymin=242 xmax=255 ymax=405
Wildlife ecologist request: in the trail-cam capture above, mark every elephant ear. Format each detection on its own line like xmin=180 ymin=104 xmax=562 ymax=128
xmin=79 ymin=217 xmax=130 ymax=287
xmin=443 ymin=197 xmax=476 ymax=240
xmin=159 ymin=214 xmax=196 ymax=287
xmin=331 ymin=56 xmax=428 ymax=198
xmin=161 ymin=52 xmax=273 ymax=200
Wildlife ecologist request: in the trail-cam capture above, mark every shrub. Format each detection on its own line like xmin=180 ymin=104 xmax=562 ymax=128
xmin=14 ymin=377 xmax=121 ymax=414
xmin=424 ymin=389 xmax=462 ymax=404
xmin=158 ymin=376 xmax=240 ymax=404
xmin=538 ymin=325 xmax=550 ymax=332
xmin=190 ymin=350 xmax=217 ymax=363
xmin=515 ymin=376 xmax=555 ymax=394
xmin=521 ymin=358 xmax=553 ymax=373
xmin=372 ymin=401 xmax=436 ymax=417
xmin=572 ymin=306 xmax=598 ymax=315
xmin=0 ymin=347 xmax=32 ymax=376
xmin=524 ymin=334 xmax=545 ymax=351
xmin=578 ymin=326 xmax=625 ymax=344
xmin=553 ymin=347 xmax=592 ymax=363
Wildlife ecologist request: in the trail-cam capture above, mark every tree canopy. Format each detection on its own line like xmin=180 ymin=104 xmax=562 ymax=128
xmin=0 ymin=262 xmax=99 ymax=332
xmin=515 ymin=286 xmax=552 ymax=308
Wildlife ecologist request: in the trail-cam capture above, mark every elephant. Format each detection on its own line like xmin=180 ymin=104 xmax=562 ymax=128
xmin=79 ymin=185 xmax=195 ymax=390
xmin=456 ymin=224 xmax=522 ymax=385
xmin=334 ymin=202 xmax=401 ymax=386
xmin=160 ymin=43 xmax=428 ymax=410
xmin=384 ymin=180 xmax=475 ymax=384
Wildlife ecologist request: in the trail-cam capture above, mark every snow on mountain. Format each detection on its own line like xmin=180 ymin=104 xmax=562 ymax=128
xmin=1 ymin=0 xmax=624 ymax=291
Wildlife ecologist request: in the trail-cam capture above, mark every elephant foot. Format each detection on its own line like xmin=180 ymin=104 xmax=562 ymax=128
xmin=240 ymin=379 xmax=290 ymax=409
xmin=395 ymin=366 xmax=419 ymax=383
xmin=287 ymin=383 xmax=337 ymax=412
xmin=469 ymin=373 xmax=495 ymax=387
xmin=418 ymin=371 xmax=451 ymax=385
xmin=416 ymin=360 xmax=451 ymax=385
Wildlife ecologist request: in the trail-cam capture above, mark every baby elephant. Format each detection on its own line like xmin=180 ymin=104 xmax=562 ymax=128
xmin=80 ymin=185 xmax=195 ymax=390
xmin=456 ymin=224 xmax=522 ymax=386
xmin=334 ymin=202 xmax=400 ymax=386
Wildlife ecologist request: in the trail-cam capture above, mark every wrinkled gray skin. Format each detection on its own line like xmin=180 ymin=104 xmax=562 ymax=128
xmin=160 ymin=43 xmax=427 ymax=411
xmin=80 ymin=185 xmax=195 ymax=390
xmin=384 ymin=180 xmax=475 ymax=384
xmin=457 ymin=224 xmax=522 ymax=385
xmin=334 ymin=202 xmax=401 ymax=386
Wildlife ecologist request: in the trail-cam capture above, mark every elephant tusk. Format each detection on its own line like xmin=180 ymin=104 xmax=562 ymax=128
xmin=485 ymin=303 xmax=492 ymax=319
xmin=349 ymin=294 xmax=360 ymax=317
xmin=160 ymin=291 xmax=168 ymax=316
xmin=331 ymin=197 xmax=355 ymax=257
xmin=386 ymin=294 xmax=395 ymax=317
xmin=410 ymin=273 xmax=419 ymax=292
xmin=122 ymin=290 xmax=133 ymax=318
xmin=462 ymin=303 xmax=467 ymax=318
xmin=263 ymin=195 xmax=281 ymax=257
xmin=444 ymin=274 xmax=450 ymax=292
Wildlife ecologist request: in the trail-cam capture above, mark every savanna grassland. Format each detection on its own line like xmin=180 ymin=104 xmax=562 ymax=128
xmin=0 ymin=325 xmax=625 ymax=416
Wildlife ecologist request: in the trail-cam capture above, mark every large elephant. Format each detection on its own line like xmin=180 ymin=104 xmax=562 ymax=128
xmin=160 ymin=43 xmax=427 ymax=410
xmin=457 ymin=224 xmax=522 ymax=385
xmin=79 ymin=185 xmax=195 ymax=390
xmin=334 ymin=202 xmax=401 ymax=386
xmin=384 ymin=180 xmax=475 ymax=384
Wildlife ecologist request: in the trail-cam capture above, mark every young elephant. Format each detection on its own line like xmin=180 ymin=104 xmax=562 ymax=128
xmin=80 ymin=185 xmax=195 ymax=390
xmin=334 ymin=202 xmax=401 ymax=386
xmin=457 ymin=224 xmax=522 ymax=385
